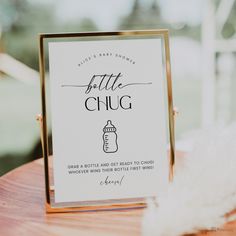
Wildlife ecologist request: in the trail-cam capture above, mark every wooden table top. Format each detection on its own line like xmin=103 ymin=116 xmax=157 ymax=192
xmin=0 ymin=155 xmax=236 ymax=236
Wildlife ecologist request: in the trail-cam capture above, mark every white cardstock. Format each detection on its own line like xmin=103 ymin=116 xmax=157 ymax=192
xmin=48 ymin=38 xmax=169 ymax=203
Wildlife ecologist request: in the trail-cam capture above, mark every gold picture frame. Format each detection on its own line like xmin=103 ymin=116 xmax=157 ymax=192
xmin=38 ymin=29 xmax=175 ymax=213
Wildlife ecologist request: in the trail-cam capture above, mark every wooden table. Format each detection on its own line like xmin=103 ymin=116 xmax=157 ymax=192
xmin=0 ymin=156 xmax=236 ymax=236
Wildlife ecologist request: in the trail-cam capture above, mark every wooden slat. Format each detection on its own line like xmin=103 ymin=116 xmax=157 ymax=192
xmin=0 ymin=53 xmax=39 ymax=84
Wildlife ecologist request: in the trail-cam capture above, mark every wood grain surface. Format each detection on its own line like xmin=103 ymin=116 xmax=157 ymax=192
xmin=0 ymin=155 xmax=235 ymax=236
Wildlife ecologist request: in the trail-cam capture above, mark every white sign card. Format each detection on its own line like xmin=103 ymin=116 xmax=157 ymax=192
xmin=48 ymin=36 xmax=170 ymax=203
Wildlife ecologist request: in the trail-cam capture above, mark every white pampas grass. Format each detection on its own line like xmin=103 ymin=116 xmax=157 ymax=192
xmin=142 ymin=124 xmax=236 ymax=236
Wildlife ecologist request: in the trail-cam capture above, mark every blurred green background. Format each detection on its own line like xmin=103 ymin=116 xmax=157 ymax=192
xmin=0 ymin=0 xmax=236 ymax=175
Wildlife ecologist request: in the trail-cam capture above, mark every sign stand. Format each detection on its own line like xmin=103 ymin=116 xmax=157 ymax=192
xmin=37 ymin=30 xmax=176 ymax=213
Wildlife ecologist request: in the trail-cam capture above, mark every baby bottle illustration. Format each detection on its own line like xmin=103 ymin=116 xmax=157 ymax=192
xmin=103 ymin=120 xmax=118 ymax=153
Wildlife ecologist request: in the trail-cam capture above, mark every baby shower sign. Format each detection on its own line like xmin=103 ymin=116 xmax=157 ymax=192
xmin=48 ymin=37 xmax=170 ymax=203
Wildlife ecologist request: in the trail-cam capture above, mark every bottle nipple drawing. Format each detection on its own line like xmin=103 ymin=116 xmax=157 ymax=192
xmin=103 ymin=120 xmax=118 ymax=153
